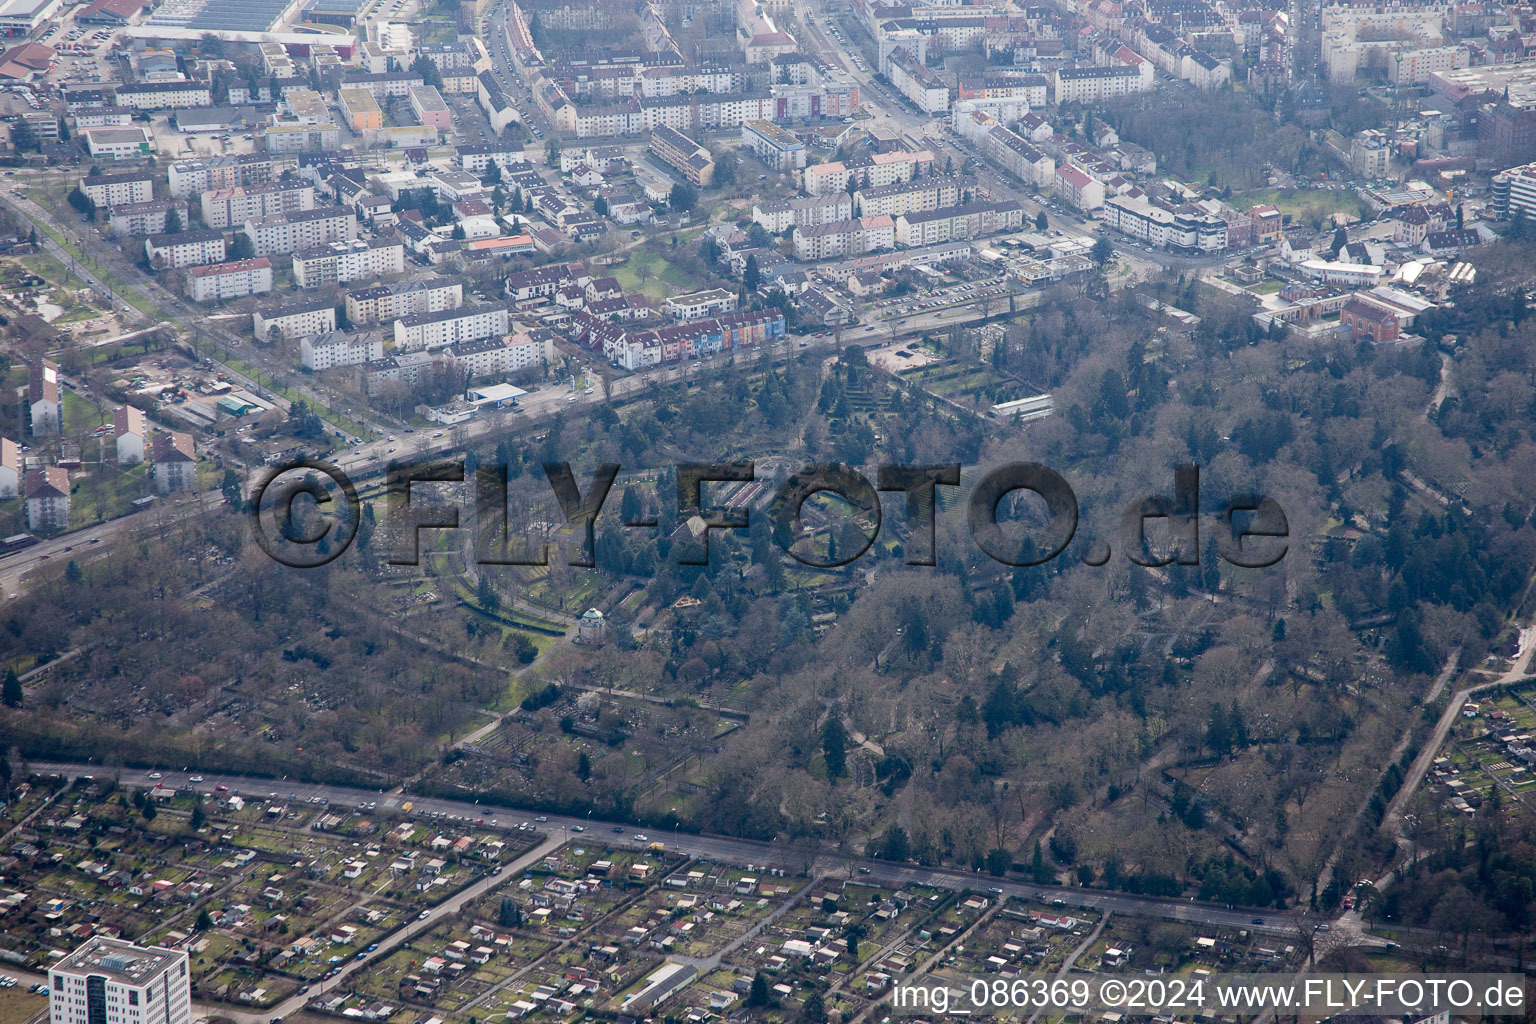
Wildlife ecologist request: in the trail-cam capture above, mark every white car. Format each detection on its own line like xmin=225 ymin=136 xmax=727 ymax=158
xmin=149 ymin=772 xmax=162 ymax=779
xmin=189 ymin=775 xmax=204 ymax=783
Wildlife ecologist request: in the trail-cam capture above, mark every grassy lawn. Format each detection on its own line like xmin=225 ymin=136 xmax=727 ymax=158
xmin=69 ymin=460 xmax=155 ymax=528
xmin=1230 ymin=188 xmax=1369 ymax=227
xmin=610 ymin=244 xmax=704 ymax=302
xmin=0 ymin=988 xmax=46 ymax=1024
xmin=27 ymin=216 xmax=164 ymax=319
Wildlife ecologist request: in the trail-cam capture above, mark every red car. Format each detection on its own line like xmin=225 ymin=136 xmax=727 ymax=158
xmin=214 ymin=784 xmax=229 ymax=792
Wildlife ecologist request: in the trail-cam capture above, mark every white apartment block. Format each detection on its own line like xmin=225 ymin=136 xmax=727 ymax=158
xmin=167 ymin=155 xmax=275 ymax=199
xmin=108 ymin=201 xmax=185 ymax=237
xmin=792 ymin=216 xmax=895 ymax=261
xmin=25 ymin=467 xmax=70 ymax=533
xmin=1054 ymin=163 xmax=1105 ymax=211
xmin=293 ymin=239 xmax=405 ymax=288
xmin=666 ymin=289 xmax=738 ymax=321
xmin=346 ymin=276 xmax=462 ymax=324
xmin=0 ymin=437 xmax=19 ymax=498
xmin=28 ymin=359 xmax=61 ymax=438
xmin=394 ymin=303 xmax=510 ymax=352
xmin=752 ymin=193 xmax=854 ymax=233
xmin=243 ymin=206 xmax=357 ymax=258
xmin=114 ymin=82 xmax=212 ymax=109
xmin=1051 ymin=65 xmax=1148 ymax=104
xmin=113 ymin=404 xmax=146 ymax=465
xmin=254 ymin=296 xmax=338 ymax=341
xmin=1389 ymin=45 xmax=1468 ymax=86
xmin=145 ymin=230 xmax=226 ymax=270
xmin=80 ymin=172 xmax=154 ymax=208
xmin=1101 ymin=195 xmax=1228 ymax=252
xmin=894 ymin=200 xmax=1025 ymax=246
xmin=199 ymin=181 xmax=315 ymax=231
xmin=185 ymin=257 xmax=274 ymax=303
xmin=884 ymin=47 xmax=949 ymax=114
xmin=302 ymin=330 xmax=385 ymax=371
xmin=855 ymin=174 xmax=965 ymax=219
xmin=152 ymin=432 xmax=197 ymax=494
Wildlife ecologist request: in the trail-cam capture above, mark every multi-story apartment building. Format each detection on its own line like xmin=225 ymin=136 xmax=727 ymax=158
xmin=792 ymin=215 xmax=895 ymax=261
xmin=113 ymin=404 xmax=146 ymax=465
xmin=1054 ymin=163 xmax=1105 ymax=211
xmin=167 ymin=154 xmax=276 ymax=199
xmin=751 ymin=193 xmax=854 ymax=233
xmin=602 ymin=308 xmax=786 ymax=371
xmin=80 ymin=171 xmax=153 ymax=207
xmin=242 ymin=207 xmax=357 ymax=257
xmin=0 ymin=437 xmax=20 ymax=498
xmin=410 ymin=86 xmax=452 ymax=130
xmin=301 ymin=330 xmax=386 ymax=371
xmin=264 ymin=123 xmax=341 ymax=155
xmin=152 ymin=432 xmax=196 ymax=493
xmin=144 ymin=229 xmax=226 ymax=269
xmin=665 ymin=289 xmax=738 ymax=321
xmin=114 ymin=81 xmax=211 ymax=109
xmin=394 ymin=303 xmax=510 ymax=351
xmin=339 ymin=88 xmax=384 ymax=132
xmin=25 ymin=467 xmax=70 ymax=532
xmin=802 ymin=150 xmax=932 ymax=195
xmin=185 ymin=258 xmax=274 ymax=302
xmin=108 ymin=200 xmax=186 ymax=237
xmin=1101 ymin=194 xmax=1229 ymax=251
xmin=346 ymin=276 xmax=463 ymax=324
xmin=895 ymin=199 xmax=1024 ymax=246
xmin=339 ymin=71 xmax=425 ymax=101
xmin=855 ymin=174 xmax=966 ymax=219
xmin=976 ymin=122 xmax=1055 ymax=187
xmin=28 ymin=359 xmax=61 ymax=437
xmin=200 ymin=181 xmax=315 ymax=231
xmin=254 ymin=295 xmax=338 ymax=341
xmin=741 ymin=120 xmax=807 ymax=171
xmin=884 ymin=46 xmax=949 ymax=114
xmin=455 ymin=143 xmax=529 ymax=175
xmin=1051 ymin=64 xmax=1148 ymax=104
xmin=292 ymin=239 xmax=405 ymax=288
xmin=506 ymin=263 xmax=586 ymax=303
xmin=649 ymin=125 xmax=715 ymax=187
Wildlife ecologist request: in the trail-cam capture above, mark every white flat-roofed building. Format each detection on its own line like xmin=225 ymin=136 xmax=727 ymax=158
xmin=410 ymin=85 xmax=452 ymax=130
xmin=394 ymin=302 xmax=509 ymax=351
xmin=167 ymin=154 xmax=275 ymax=199
xmin=293 ymin=238 xmax=405 ymax=288
xmin=0 ymin=0 xmax=65 ymax=36
xmin=455 ymin=143 xmax=528 ymax=175
xmin=666 ymin=288 xmax=738 ymax=321
xmin=741 ymin=120 xmax=807 ymax=171
xmin=186 ymin=257 xmax=274 ymax=302
xmin=145 ymin=229 xmax=226 ymax=269
xmin=243 ymin=206 xmax=357 ymax=257
xmin=302 ymin=330 xmax=385 ymax=371
xmin=48 ymin=938 xmax=191 ymax=1024
xmin=81 ymin=172 xmax=154 ymax=207
xmin=254 ymin=295 xmax=338 ymax=341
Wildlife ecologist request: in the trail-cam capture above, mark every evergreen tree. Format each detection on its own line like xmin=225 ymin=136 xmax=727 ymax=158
xmin=196 ymin=909 xmax=214 ymax=931
xmin=499 ymin=897 xmax=523 ymax=927
xmin=821 ymin=716 xmax=847 ymax=781
xmin=190 ymin=802 xmax=206 ymax=830
xmin=748 ymin=972 xmax=769 ymax=1006
xmin=2 ymin=668 xmax=21 ymax=708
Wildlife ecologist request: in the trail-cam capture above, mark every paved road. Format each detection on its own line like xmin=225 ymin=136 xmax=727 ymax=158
xmin=29 ymin=762 xmax=1316 ymax=941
